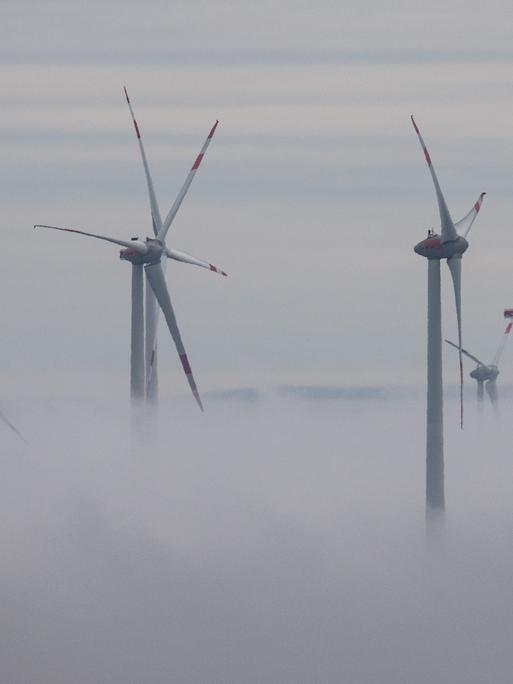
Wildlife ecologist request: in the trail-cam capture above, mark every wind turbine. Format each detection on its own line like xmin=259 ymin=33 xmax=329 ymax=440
xmin=411 ymin=115 xmax=485 ymax=515
xmin=445 ymin=310 xmax=513 ymax=409
xmin=35 ymin=88 xmax=227 ymax=411
xmin=0 ymin=408 xmax=26 ymax=443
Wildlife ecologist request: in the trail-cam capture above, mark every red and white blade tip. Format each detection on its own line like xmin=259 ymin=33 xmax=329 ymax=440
xmin=179 ymin=353 xmax=204 ymax=411
xmin=474 ymin=192 xmax=486 ymax=212
xmin=208 ymin=120 xmax=219 ymax=139
xmin=410 ymin=115 xmax=432 ymax=166
xmin=209 ymin=264 xmax=228 ymax=276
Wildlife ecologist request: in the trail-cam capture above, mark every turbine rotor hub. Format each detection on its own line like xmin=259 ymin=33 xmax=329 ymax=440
xmin=414 ymin=235 xmax=468 ymax=259
xmin=120 ymin=236 xmax=164 ymax=264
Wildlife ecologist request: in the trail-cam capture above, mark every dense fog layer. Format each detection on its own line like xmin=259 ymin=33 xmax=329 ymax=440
xmin=1 ymin=391 xmax=512 ymax=683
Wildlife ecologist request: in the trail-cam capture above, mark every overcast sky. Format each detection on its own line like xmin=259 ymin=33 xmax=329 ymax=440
xmin=2 ymin=0 xmax=513 ymax=399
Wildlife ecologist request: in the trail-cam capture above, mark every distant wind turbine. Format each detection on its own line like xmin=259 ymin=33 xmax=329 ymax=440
xmin=0 ymin=408 xmax=27 ymax=443
xmin=412 ymin=115 xmax=485 ymax=516
xmin=36 ymin=88 xmax=227 ymax=410
xmin=445 ymin=310 xmax=513 ymax=409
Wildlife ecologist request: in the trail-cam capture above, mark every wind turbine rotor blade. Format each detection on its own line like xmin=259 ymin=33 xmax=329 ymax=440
xmin=123 ymin=87 xmax=163 ymax=236
xmin=447 ymin=255 xmax=464 ymax=428
xmin=158 ymin=120 xmax=219 ymax=242
xmin=485 ymin=379 xmax=498 ymax=408
xmin=144 ymin=262 xmax=203 ymax=411
xmin=166 ymin=248 xmax=227 ymax=276
xmin=34 ymin=224 xmax=148 ymax=253
xmin=454 ymin=192 xmax=486 ymax=238
xmin=411 ymin=116 xmax=458 ymax=243
xmin=444 ymin=338 xmax=487 ymax=367
xmin=145 ymin=284 xmax=159 ymax=400
xmin=491 ymin=320 xmax=513 ymax=367
xmin=477 ymin=381 xmax=484 ymax=404
xmin=145 ymin=252 xmax=170 ymax=397
xmin=0 ymin=409 xmax=27 ymax=443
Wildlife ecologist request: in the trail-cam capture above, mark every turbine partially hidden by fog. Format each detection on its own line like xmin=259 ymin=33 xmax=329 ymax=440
xmin=446 ymin=309 xmax=513 ymax=411
xmin=35 ymin=89 xmax=227 ymax=411
xmin=412 ymin=116 xmax=485 ymax=518
xmin=4 ymin=0 xmax=513 ymax=681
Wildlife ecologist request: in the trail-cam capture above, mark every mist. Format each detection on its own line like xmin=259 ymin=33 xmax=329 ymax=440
xmin=2 ymin=390 xmax=513 ymax=683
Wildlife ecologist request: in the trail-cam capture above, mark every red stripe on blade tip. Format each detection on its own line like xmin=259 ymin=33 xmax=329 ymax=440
xmin=208 ymin=120 xmax=219 ymax=139
xmin=475 ymin=193 xmax=486 ymax=211
xmin=209 ymin=264 xmax=228 ymax=276
xmin=192 ymin=153 xmax=204 ymax=170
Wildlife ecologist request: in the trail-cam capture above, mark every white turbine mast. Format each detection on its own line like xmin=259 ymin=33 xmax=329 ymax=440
xmin=412 ymin=115 xmax=485 ymax=515
xmin=35 ymin=88 xmax=227 ymax=411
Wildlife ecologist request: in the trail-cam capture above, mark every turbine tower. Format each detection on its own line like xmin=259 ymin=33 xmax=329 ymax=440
xmin=445 ymin=310 xmax=513 ymax=410
xmin=36 ymin=89 xmax=227 ymax=411
xmin=411 ymin=115 xmax=485 ymax=517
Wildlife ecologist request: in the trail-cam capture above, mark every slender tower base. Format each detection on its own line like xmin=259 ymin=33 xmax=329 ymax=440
xmin=426 ymin=258 xmax=445 ymax=517
xmin=130 ymin=264 xmax=145 ymax=402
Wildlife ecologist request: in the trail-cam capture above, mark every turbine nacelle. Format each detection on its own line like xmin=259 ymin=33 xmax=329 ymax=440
xmin=414 ymin=234 xmax=468 ymax=259
xmin=470 ymin=365 xmax=499 ymax=383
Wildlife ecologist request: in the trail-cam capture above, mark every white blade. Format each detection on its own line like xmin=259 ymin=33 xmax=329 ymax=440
xmin=34 ymin=224 xmax=148 ymax=253
xmin=445 ymin=338 xmax=487 ymax=367
xmin=454 ymin=192 xmax=486 ymax=238
xmin=411 ymin=116 xmax=458 ymax=243
xmin=0 ymin=409 xmax=27 ymax=443
xmin=485 ymin=379 xmax=498 ymax=408
xmin=144 ymin=262 xmax=203 ymax=411
xmin=158 ymin=120 xmax=219 ymax=242
xmin=491 ymin=320 xmax=513 ymax=367
xmin=146 ymin=255 xmax=169 ymax=396
xmin=166 ymin=248 xmax=227 ymax=276
xmin=123 ymin=87 xmax=163 ymax=236
xmin=447 ymin=255 xmax=464 ymax=428
xmin=145 ymin=284 xmax=159 ymax=398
